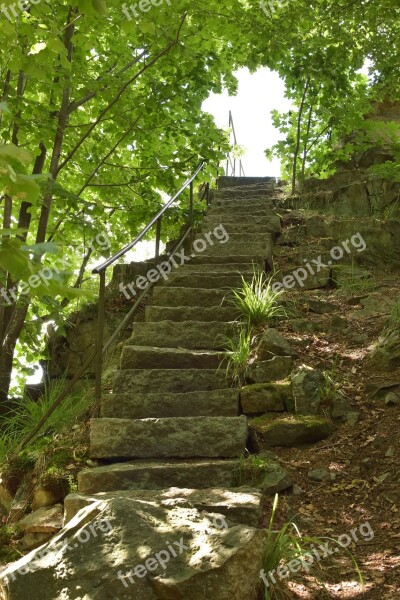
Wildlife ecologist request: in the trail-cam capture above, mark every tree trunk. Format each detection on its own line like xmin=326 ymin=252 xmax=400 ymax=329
xmin=300 ymin=104 xmax=313 ymax=185
xmin=291 ymin=77 xmax=310 ymax=195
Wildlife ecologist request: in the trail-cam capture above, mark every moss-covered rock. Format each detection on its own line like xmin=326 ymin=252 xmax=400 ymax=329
xmin=240 ymin=381 xmax=292 ymax=414
xmin=249 ymin=414 xmax=333 ymax=449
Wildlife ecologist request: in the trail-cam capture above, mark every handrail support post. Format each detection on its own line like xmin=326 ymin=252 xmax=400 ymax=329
xmin=95 ymin=271 xmax=106 ymax=404
xmin=155 ymin=217 xmax=162 ymax=258
xmin=189 ymin=181 xmax=194 ymax=228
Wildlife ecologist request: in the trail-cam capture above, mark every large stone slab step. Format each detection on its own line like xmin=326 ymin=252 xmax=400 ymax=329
xmin=192 ymin=237 xmax=272 ymax=261
xmin=151 ymin=287 xmax=232 ymax=307
xmin=90 ymin=416 xmax=248 ymax=459
xmin=127 ymin=320 xmax=236 ymax=349
xmin=145 ymin=305 xmax=239 ymax=322
xmin=121 ymin=346 xmax=224 ymax=370
xmin=190 ymin=254 xmax=265 ymax=266
xmin=65 ymin=488 xmax=264 ymax=527
xmin=77 ymin=459 xmax=243 ymax=494
xmin=209 ymin=200 xmax=275 ymax=212
xmin=100 ymin=389 xmax=239 ymax=419
xmin=217 ymin=176 xmax=275 ymax=190
xmin=201 ymin=220 xmax=281 ymax=235
xmin=176 ymin=263 xmax=258 ymax=273
xmin=162 ymin=271 xmax=251 ymax=289
xmin=113 ymin=368 xmax=230 ymax=394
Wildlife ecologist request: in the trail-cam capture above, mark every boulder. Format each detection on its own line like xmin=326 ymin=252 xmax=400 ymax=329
xmin=31 ymin=489 xmax=65 ymax=512
xmin=246 ymin=357 xmax=293 ymax=384
xmin=259 ymin=464 xmax=293 ymax=495
xmin=64 ymin=488 xmax=264 ymax=529
xmin=307 ymin=299 xmax=337 ymax=314
xmin=308 ymin=468 xmax=330 ymax=482
xmin=330 ymin=397 xmax=354 ymax=419
xmin=19 ymin=504 xmax=64 ymax=534
xmin=256 ymin=329 xmax=296 ymax=360
xmin=367 ymin=330 xmax=400 ymax=372
xmin=385 ymin=392 xmax=400 ymax=406
xmin=240 ymin=382 xmax=291 ymax=414
xmin=0 ymin=494 xmax=265 ymax=600
xmin=21 ymin=533 xmax=53 ymax=551
xmin=249 ymin=414 xmax=333 ymax=449
xmin=291 ymin=366 xmax=325 ymax=415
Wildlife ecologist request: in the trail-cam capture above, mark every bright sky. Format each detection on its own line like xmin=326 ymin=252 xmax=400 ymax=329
xmin=202 ymin=66 xmax=292 ymax=177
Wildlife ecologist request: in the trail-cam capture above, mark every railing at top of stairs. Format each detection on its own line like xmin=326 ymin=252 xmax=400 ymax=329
xmin=225 ymin=111 xmax=245 ymax=178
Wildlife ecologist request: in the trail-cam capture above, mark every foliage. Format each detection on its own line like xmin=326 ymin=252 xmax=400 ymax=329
xmin=262 ymin=494 xmax=363 ymax=599
xmin=0 ymin=525 xmax=23 ymax=566
xmin=229 ymin=269 xmax=287 ymax=331
xmin=0 ymin=378 xmax=93 ymax=463
xmin=234 ymin=453 xmax=271 ymax=487
xmin=0 ymin=0 xmax=250 ymax=399
xmin=220 ymin=328 xmax=253 ymax=388
xmin=383 ymin=299 xmax=400 ymax=335
xmin=1 ymin=0 xmax=400 ymax=398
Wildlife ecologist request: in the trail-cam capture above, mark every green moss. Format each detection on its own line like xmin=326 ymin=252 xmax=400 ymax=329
xmin=0 ymin=525 xmax=23 ymax=566
xmin=251 ymin=413 xmax=330 ymax=433
xmin=234 ymin=454 xmax=271 ymax=487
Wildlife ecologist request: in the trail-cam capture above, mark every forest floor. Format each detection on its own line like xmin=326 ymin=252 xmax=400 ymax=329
xmin=269 ymin=274 xmax=400 ymax=599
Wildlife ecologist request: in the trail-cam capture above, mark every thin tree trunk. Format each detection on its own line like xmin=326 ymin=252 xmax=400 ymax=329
xmin=0 ymin=10 xmax=76 ymax=404
xmin=300 ymin=104 xmax=313 ymax=185
xmin=291 ymin=77 xmax=310 ymax=194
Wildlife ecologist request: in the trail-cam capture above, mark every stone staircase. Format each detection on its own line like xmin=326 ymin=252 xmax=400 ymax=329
xmin=77 ymin=178 xmax=281 ymax=495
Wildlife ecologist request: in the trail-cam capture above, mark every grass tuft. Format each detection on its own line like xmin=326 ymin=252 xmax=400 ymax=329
xmin=228 ymin=269 xmax=287 ymax=331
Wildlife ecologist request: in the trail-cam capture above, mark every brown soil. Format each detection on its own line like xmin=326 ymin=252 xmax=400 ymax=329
xmin=266 ymin=278 xmax=400 ymax=599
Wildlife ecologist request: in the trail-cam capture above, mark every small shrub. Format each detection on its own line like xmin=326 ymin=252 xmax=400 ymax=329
xmin=228 ymin=269 xmax=286 ymax=331
xmin=234 ymin=454 xmax=270 ymax=487
xmin=0 ymin=378 xmax=93 ymax=464
xmin=220 ymin=329 xmax=253 ymax=388
xmin=261 ymin=495 xmax=363 ymax=599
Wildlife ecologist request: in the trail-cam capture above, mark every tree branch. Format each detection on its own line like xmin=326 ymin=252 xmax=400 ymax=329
xmin=57 ymin=14 xmax=187 ymax=173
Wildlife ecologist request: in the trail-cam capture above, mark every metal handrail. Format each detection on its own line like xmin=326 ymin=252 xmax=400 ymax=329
xmin=92 ymin=160 xmax=208 ymax=400
xmin=225 ymin=111 xmax=245 ymax=177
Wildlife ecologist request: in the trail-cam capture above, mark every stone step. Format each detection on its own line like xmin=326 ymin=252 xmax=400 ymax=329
xmin=203 ymin=223 xmax=281 ymax=236
xmin=90 ymin=416 xmax=248 ymax=459
xmin=214 ymin=186 xmax=275 ymax=199
xmin=202 ymin=219 xmax=281 ymax=236
xmin=78 ymin=458 xmax=242 ymax=494
xmin=65 ymin=488 xmax=264 ymax=528
xmin=190 ymin=254 xmax=266 ymax=266
xmin=127 ymin=320 xmax=236 ymax=349
xmin=145 ymin=305 xmax=239 ymax=322
xmin=162 ymin=272 xmax=251 ymax=289
xmin=207 ymin=207 xmax=277 ymax=217
xmin=191 ymin=235 xmax=273 ymax=260
xmin=121 ymin=346 xmax=224 ymax=370
xmin=100 ymin=389 xmax=239 ymax=419
xmin=217 ymin=176 xmax=276 ymax=190
xmin=210 ymin=201 xmax=276 ymax=212
xmin=176 ymin=262 xmax=257 ymax=273
xmin=113 ymin=368 xmax=230 ymax=394
xmin=151 ymin=287 xmax=232 ymax=307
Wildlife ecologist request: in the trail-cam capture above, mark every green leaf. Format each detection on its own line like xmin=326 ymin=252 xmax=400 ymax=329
xmin=139 ymin=21 xmax=156 ymax=34
xmin=92 ymin=0 xmax=107 ymax=15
